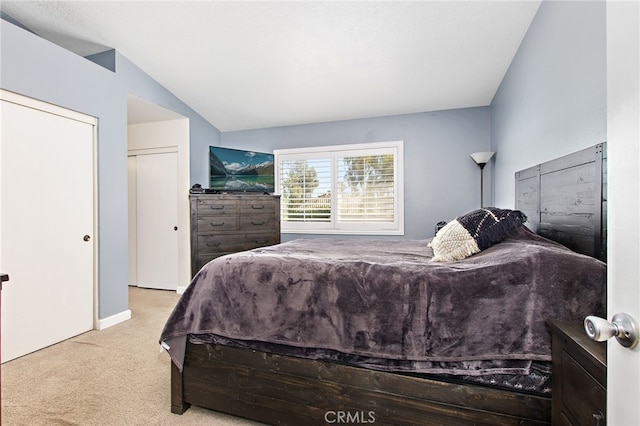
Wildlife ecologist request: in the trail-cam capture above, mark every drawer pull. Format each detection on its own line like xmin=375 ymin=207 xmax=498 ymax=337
xmin=251 ymin=221 xmax=266 ymax=226
xmin=209 ymin=205 xmax=225 ymax=210
xmin=251 ymin=205 xmax=265 ymax=210
xmin=205 ymin=242 xmax=221 ymax=247
xmin=592 ymin=411 xmax=604 ymax=426
xmin=209 ymin=222 xmax=225 ymax=227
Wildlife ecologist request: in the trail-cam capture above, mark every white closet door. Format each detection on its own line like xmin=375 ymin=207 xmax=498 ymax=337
xmin=1 ymin=93 xmax=95 ymax=362
xmin=135 ymin=152 xmax=178 ymax=290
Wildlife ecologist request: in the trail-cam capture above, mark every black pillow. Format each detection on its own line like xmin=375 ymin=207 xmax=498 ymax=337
xmin=428 ymin=208 xmax=527 ymax=262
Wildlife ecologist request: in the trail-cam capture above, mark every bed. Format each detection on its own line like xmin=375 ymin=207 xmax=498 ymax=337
xmin=161 ymin=143 xmax=606 ymax=425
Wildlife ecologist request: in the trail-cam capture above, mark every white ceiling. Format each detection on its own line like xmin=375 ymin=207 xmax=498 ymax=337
xmin=1 ymin=1 xmax=541 ymax=132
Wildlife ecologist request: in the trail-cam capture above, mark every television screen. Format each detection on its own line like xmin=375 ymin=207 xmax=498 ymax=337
xmin=209 ymin=146 xmax=275 ymax=192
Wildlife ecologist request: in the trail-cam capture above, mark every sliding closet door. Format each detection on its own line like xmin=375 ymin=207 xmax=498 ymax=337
xmin=0 ymin=90 xmax=95 ymax=362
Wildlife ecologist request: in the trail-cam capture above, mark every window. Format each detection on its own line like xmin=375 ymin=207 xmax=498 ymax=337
xmin=275 ymin=141 xmax=404 ymax=235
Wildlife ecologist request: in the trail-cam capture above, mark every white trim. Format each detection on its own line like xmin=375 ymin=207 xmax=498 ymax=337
xmin=92 ymin=120 xmax=100 ymax=330
xmin=0 ymin=89 xmax=97 ymax=125
xmin=128 ymin=146 xmax=178 ymax=156
xmin=275 ymin=140 xmax=404 ymax=235
xmin=274 ymin=140 xmax=402 ymax=156
xmin=176 ymin=286 xmax=187 ymax=295
xmin=96 ymin=309 xmax=132 ymax=330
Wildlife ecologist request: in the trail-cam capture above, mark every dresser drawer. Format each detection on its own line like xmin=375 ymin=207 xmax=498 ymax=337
xmin=239 ymin=232 xmax=278 ymax=248
xmin=561 ymin=351 xmax=606 ymax=425
xmin=239 ymin=200 xmax=278 ymax=214
xmin=195 ymin=253 xmax=232 ymax=273
xmin=240 ymin=214 xmax=277 ymax=230
xmin=197 ymin=216 xmax=239 ymax=233
xmin=196 ymin=199 xmax=237 ymax=216
xmin=197 ymin=233 xmax=277 ymax=254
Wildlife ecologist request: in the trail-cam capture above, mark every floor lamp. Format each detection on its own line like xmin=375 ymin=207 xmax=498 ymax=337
xmin=470 ymin=151 xmax=495 ymax=208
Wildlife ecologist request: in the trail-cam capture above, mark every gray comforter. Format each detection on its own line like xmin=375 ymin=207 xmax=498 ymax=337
xmin=160 ymin=226 xmax=605 ymax=375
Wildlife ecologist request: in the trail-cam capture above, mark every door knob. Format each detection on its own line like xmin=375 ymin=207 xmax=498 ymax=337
xmin=584 ymin=313 xmax=639 ymax=348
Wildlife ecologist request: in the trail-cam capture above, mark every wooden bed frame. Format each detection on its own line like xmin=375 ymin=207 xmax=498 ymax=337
xmin=172 ymin=342 xmax=550 ymax=425
xmin=169 ymin=143 xmax=606 ymax=425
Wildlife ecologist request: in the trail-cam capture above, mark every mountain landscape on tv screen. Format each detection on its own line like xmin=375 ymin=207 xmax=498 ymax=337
xmin=209 ymin=147 xmax=274 ymax=192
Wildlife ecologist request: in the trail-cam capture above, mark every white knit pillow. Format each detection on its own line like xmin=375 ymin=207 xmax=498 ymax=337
xmin=428 ymin=220 xmax=480 ymax=262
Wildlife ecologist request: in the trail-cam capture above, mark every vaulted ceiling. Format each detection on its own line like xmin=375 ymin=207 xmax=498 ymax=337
xmin=1 ymin=1 xmax=541 ymax=131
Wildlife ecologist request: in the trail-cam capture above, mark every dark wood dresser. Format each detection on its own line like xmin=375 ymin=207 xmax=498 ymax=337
xmin=189 ymin=193 xmax=280 ymax=276
xmin=548 ymin=320 xmax=607 ymax=426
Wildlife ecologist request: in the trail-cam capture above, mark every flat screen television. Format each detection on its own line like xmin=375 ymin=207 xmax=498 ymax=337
xmin=209 ymin=146 xmax=275 ymax=193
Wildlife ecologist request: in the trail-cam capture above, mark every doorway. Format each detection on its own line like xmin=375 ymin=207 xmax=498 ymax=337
xmin=126 ymin=95 xmax=190 ymax=292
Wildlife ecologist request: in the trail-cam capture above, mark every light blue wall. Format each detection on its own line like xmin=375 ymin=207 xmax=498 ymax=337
xmin=1 ymin=0 xmax=608 ymax=315
xmin=0 ymin=19 xmax=221 ymax=319
xmin=491 ymin=0 xmax=607 ymax=207
xmin=222 ymin=107 xmax=492 ymax=241
xmin=115 ymin=52 xmax=222 ymax=184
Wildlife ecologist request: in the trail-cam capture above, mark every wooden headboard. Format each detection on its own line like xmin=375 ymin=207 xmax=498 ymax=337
xmin=515 ymin=142 xmax=607 ymax=261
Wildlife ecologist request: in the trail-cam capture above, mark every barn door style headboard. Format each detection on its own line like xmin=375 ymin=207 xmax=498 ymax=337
xmin=515 ymin=142 xmax=607 ymax=261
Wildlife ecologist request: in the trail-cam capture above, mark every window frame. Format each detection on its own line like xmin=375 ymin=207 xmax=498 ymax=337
xmin=274 ymin=140 xmax=404 ymax=235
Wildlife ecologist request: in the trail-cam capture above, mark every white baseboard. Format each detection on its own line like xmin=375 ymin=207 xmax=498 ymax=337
xmin=176 ymin=286 xmax=187 ymax=295
xmin=96 ymin=309 xmax=132 ymax=330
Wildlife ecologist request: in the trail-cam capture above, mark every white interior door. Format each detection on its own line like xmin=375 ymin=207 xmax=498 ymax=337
xmin=135 ymin=152 xmax=178 ymax=290
xmin=606 ymin=2 xmax=640 ymax=424
xmin=0 ymin=91 xmax=95 ymax=363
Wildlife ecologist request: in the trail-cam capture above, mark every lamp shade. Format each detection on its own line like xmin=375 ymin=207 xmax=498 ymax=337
xmin=470 ymin=151 xmax=495 ymax=165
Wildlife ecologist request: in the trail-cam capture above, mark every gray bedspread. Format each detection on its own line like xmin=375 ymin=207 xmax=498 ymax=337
xmin=160 ymin=226 xmax=605 ymax=375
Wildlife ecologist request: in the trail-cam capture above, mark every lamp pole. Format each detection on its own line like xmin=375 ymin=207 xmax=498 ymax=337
xmin=470 ymin=151 xmax=495 ymax=209
xmin=478 ymin=162 xmax=486 ymax=208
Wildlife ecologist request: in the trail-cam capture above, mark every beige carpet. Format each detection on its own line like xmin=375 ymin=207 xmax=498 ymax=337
xmin=1 ymin=286 xmax=263 ymax=426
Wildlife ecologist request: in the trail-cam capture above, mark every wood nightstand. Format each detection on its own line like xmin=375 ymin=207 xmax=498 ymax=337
xmin=548 ymin=320 xmax=607 ymax=426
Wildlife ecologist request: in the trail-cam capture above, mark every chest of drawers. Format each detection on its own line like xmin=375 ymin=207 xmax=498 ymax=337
xmin=190 ymin=193 xmax=280 ymax=276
